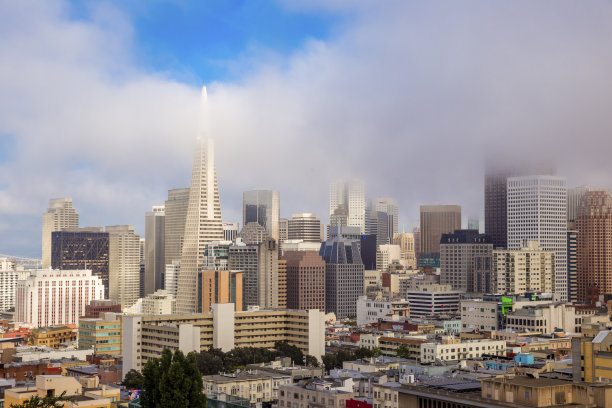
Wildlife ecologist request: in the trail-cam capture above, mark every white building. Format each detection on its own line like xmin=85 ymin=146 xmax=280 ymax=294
xmin=507 ymin=175 xmax=567 ymax=301
xmin=359 ymin=333 xmax=382 ymax=350
xmin=164 ymin=260 xmax=180 ymax=297
xmin=406 ymin=285 xmax=461 ymax=318
xmin=420 ymin=338 xmax=506 ymax=363
xmin=107 ymin=225 xmax=141 ymax=309
xmin=376 ymin=245 xmax=401 ymax=272
xmin=41 ymin=198 xmax=79 ymax=269
xmin=357 ymin=296 xmax=410 ymax=326
xmin=15 ymin=269 xmax=104 ymax=327
xmin=223 ymin=222 xmax=239 ymax=242
xmin=141 ymin=290 xmax=176 ymax=315
xmin=505 ymin=303 xmax=588 ymax=334
xmin=330 ymin=180 xmax=366 ymax=234
xmin=281 ymin=239 xmax=322 ymax=253
xmin=0 ymin=259 xmax=30 ymax=312
xmin=492 ymin=241 xmax=555 ymax=295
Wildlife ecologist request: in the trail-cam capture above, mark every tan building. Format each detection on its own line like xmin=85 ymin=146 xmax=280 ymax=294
xmin=204 ymin=370 xmax=291 ymax=405
xmin=378 ymin=337 xmax=426 ymax=358
xmin=106 ymin=225 xmax=141 ymax=309
xmin=392 ymin=232 xmax=417 ymax=269
xmin=141 ymin=289 xmax=176 ymax=314
xmin=78 ymin=312 xmax=122 ymax=355
xmin=419 ymin=205 xmax=461 ymax=255
xmin=573 ymin=329 xmax=612 ymax=382
xmin=122 ymin=304 xmax=325 ymax=374
xmin=282 ymin=251 xmax=325 ymax=311
xmin=42 ymin=198 xmax=79 ymax=269
xmin=577 ymin=191 xmax=612 ymax=303
xmin=492 ymin=241 xmax=555 ymax=295
xmin=278 ymin=259 xmax=287 ymax=308
xmin=199 ymin=270 xmax=243 ymax=312
xmin=30 ymin=326 xmax=76 ymax=348
xmin=279 ymin=378 xmax=354 ymax=408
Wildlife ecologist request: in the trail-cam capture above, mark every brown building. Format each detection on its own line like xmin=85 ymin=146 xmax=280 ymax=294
xmin=419 ymin=205 xmax=461 ymax=255
xmin=198 ymin=270 xmax=243 ymax=312
xmin=83 ymin=300 xmax=121 ymax=318
xmin=278 ymin=259 xmax=287 ymax=308
xmin=576 ymin=191 xmax=612 ymax=303
xmin=282 ymin=251 xmax=325 ymax=311
xmin=30 ymin=326 xmax=77 ymax=348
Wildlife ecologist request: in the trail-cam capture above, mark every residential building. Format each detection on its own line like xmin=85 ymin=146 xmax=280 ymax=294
xmin=0 ymin=258 xmax=30 ymax=312
xmin=163 ymin=187 xmax=190 ymax=266
xmin=78 ymin=312 xmax=122 ymax=355
xmin=283 ymin=251 xmax=325 ymax=311
xmin=177 ymin=90 xmax=225 ymax=314
xmin=460 ymin=299 xmax=503 ymax=332
xmin=330 ymin=180 xmax=366 ymax=233
xmin=576 ymin=191 xmax=612 ymax=303
xmin=320 ymin=234 xmax=364 ymax=319
xmin=144 ymin=205 xmax=165 ymax=295
xmin=243 ymin=189 xmax=280 ymax=242
xmin=288 ymin=213 xmax=323 ymax=242
xmin=106 ymin=225 xmax=141 ymax=309
xmin=122 ymin=305 xmax=325 ymax=373
xmin=420 ymin=338 xmax=506 ymax=363
xmin=492 ymin=241 xmax=555 ymax=295
xmin=204 ymin=371 xmax=292 ymax=406
xmin=199 ymin=270 xmax=243 ymax=312
xmin=142 ymin=290 xmax=176 ymax=314
xmin=356 ymin=296 xmax=410 ymax=326
xmin=42 ymin=198 xmax=79 ymax=269
xmin=405 ymin=285 xmax=460 ymax=318
xmin=419 ymin=205 xmax=461 ymax=260
xmin=51 ymin=228 xmax=109 ymax=299
xmin=30 ymin=326 xmax=76 ymax=348
xmin=392 ymin=233 xmax=417 ymax=269
xmin=223 ymin=222 xmax=239 ymax=242
xmin=278 ymin=378 xmax=354 ymax=408
xmin=15 ymin=269 xmax=104 ymax=327
xmin=440 ymin=229 xmax=493 ymax=293
xmin=507 ymin=175 xmax=567 ymax=301
xmin=376 ymin=245 xmax=401 ymax=272
xmin=378 ymin=337 xmax=426 ymax=359
xmin=505 ymin=303 xmax=587 ymax=334
xmin=278 ymin=259 xmax=287 ymax=308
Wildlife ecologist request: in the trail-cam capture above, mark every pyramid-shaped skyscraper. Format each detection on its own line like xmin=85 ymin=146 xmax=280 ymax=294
xmin=176 ymin=87 xmax=224 ymax=313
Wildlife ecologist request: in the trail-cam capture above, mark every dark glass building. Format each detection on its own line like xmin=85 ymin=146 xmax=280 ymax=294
xmin=359 ymin=234 xmax=377 ymax=270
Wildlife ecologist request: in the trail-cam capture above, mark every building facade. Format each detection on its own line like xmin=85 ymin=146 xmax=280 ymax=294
xmin=42 ymin=198 xmax=79 ymax=269
xmin=405 ymin=285 xmax=460 ymax=318
xmin=106 ymin=225 xmax=141 ymax=309
xmin=0 ymin=259 xmax=30 ymax=312
xmin=440 ymin=230 xmax=493 ymax=294
xmin=243 ymin=189 xmax=280 ymax=242
xmin=392 ymin=233 xmax=417 ymax=269
xmin=419 ymin=205 xmax=461 ymax=257
xmin=492 ymin=241 xmax=555 ymax=295
xmin=199 ymin=270 xmax=243 ymax=312
xmin=330 ymin=180 xmax=366 ymax=234
xmin=144 ymin=205 xmax=165 ymax=296
xmin=78 ymin=312 xmax=122 ymax=355
xmin=283 ymin=251 xmax=326 ymax=311
xmin=288 ymin=213 xmax=323 ymax=242
xmin=163 ymin=187 xmax=190 ymax=266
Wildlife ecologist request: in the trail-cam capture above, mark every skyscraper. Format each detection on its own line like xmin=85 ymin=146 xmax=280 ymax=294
xmin=164 ymin=188 xmax=190 ymax=266
xmin=568 ymin=186 xmax=612 ymax=223
xmin=567 ymin=229 xmax=578 ymax=303
xmin=107 ymin=225 xmax=141 ymax=309
xmin=51 ymin=227 xmax=109 ymax=297
xmin=145 ymin=205 xmax=165 ymax=296
xmin=373 ymin=197 xmax=399 ymax=242
xmin=419 ymin=205 xmax=461 ymax=255
xmin=440 ymin=230 xmax=493 ymax=293
xmin=392 ymin=232 xmax=417 ymax=269
xmin=243 ymin=190 xmax=280 ymax=242
xmin=42 ymin=198 xmax=79 ymax=268
xmin=283 ymin=251 xmax=326 ymax=311
xmin=366 ymin=209 xmax=390 ymax=246
xmin=288 ymin=213 xmax=323 ymax=243
xmin=507 ymin=175 xmax=567 ymax=301
xmin=176 ymin=87 xmax=225 ymax=314
xmin=329 ymin=180 xmax=366 ymax=233
xmin=576 ymin=191 xmax=612 ymax=303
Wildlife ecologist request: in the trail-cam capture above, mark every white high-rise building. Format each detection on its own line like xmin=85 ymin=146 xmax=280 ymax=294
xmin=507 ymin=175 xmax=567 ymax=300
xmin=164 ymin=260 xmax=180 ymax=298
xmin=0 ymin=258 xmax=30 ymax=312
xmin=176 ymin=87 xmax=224 ymax=313
xmin=42 ymin=198 xmax=79 ymax=268
xmin=329 ymin=180 xmax=366 ymax=234
xmin=107 ymin=225 xmax=141 ymax=309
xmin=15 ymin=269 xmax=104 ymax=327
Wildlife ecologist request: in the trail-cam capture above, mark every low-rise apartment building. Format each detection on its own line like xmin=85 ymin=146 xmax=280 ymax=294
xmin=278 ymin=378 xmax=354 ymax=408
xmin=420 ymin=338 xmax=506 ymax=363
xmin=78 ymin=313 xmax=122 ymax=355
xmin=505 ymin=303 xmax=589 ymax=334
xmin=203 ymin=370 xmax=291 ymax=405
xmin=30 ymin=326 xmax=77 ymax=348
xmin=356 ymin=297 xmax=410 ymax=326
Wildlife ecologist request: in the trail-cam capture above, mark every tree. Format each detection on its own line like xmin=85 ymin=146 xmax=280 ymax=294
xmin=322 ymin=354 xmax=337 ymax=372
xmin=10 ymin=392 xmax=70 ymax=408
xmin=141 ymin=348 xmax=206 ymax=408
xmin=196 ymin=351 xmax=224 ymax=375
xmin=122 ymin=369 xmax=145 ymax=390
xmin=354 ymin=347 xmax=374 ymax=359
xmin=396 ymin=344 xmax=411 ymax=359
xmin=304 ymin=355 xmax=319 ymax=367
xmin=274 ymin=341 xmax=303 ymax=365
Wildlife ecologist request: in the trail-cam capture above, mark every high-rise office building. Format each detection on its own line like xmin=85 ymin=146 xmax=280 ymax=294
xmin=283 ymin=251 xmax=326 ymax=311
xmin=392 ymin=232 xmax=417 ymax=269
xmin=568 ymin=186 xmax=612 ymax=223
xmin=198 ymin=270 xmax=243 ymax=312
xmin=243 ymin=190 xmax=280 ymax=242
xmin=107 ymin=225 xmax=141 ymax=309
xmin=164 ymin=188 xmax=190 ymax=266
xmin=567 ymin=229 xmax=578 ymax=303
xmin=164 ymin=260 xmax=180 ymax=298
xmin=373 ymin=198 xmax=399 ymax=243
xmin=329 ymin=180 xmax=366 ymax=233
xmin=376 ymin=244 xmax=401 ymax=272
xmin=278 ymin=258 xmax=287 ymax=308
xmin=507 ymin=175 xmax=567 ymax=301
xmin=139 ymin=238 xmax=145 ymax=298
xmin=145 ymin=206 xmax=165 ymax=296
xmin=223 ymin=222 xmax=239 ymax=242
xmin=440 ymin=230 xmax=493 ymax=293
xmin=42 ymin=198 xmax=79 ymax=268
xmin=366 ymin=209 xmax=390 ymax=246
xmin=176 ymin=87 xmax=225 ymax=314
xmin=576 ymin=191 xmax=612 ymax=303
xmin=467 ymin=217 xmax=480 ymax=232
xmin=288 ymin=213 xmax=323 ymax=243
xmin=360 ymin=234 xmax=377 ymax=271
xmin=419 ymin=205 xmax=461 ymax=256
xmin=320 ymin=234 xmax=364 ymax=319
xmin=15 ymin=269 xmax=104 ymax=327
xmin=51 ymin=227 xmax=109 ymax=298
xmin=492 ymin=241 xmax=555 ymax=295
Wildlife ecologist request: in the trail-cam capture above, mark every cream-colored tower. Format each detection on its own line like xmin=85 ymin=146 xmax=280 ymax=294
xmin=492 ymin=241 xmax=555 ymax=295
xmin=107 ymin=225 xmax=141 ymax=309
xmin=176 ymin=87 xmax=224 ymax=313
xmin=393 ymin=232 xmax=417 ymax=269
xmin=41 ymin=198 xmax=79 ymax=268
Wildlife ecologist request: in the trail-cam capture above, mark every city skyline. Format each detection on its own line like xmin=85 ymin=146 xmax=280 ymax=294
xmin=4 ymin=1 xmax=612 ymax=258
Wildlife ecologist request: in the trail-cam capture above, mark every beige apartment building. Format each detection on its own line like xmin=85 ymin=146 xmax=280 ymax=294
xmin=492 ymin=241 xmax=555 ymax=295
xmin=203 ymin=370 xmax=291 ymax=405
xmin=278 ymin=379 xmax=354 ymax=408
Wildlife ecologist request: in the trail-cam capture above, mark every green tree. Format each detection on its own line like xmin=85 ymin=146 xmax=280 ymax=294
xmin=354 ymin=347 xmax=374 ymax=359
xmin=322 ymin=354 xmax=337 ymax=372
xmin=122 ymin=369 xmax=145 ymax=389
xmin=10 ymin=392 xmax=70 ymax=408
xmin=304 ymin=355 xmax=320 ymax=367
xmin=274 ymin=341 xmax=304 ymax=365
xmin=196 ymin=351 xmax=224 ymax=375
xmin=396 ymin=344 xmax=411 ymax=359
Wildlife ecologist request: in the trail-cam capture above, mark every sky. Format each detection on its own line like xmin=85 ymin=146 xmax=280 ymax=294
xmin=2 ymin=0 xmax=612 ymax=258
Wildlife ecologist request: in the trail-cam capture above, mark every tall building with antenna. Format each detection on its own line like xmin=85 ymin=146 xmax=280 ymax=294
xmin=176 ymin=87 xmax=224 ymax=313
